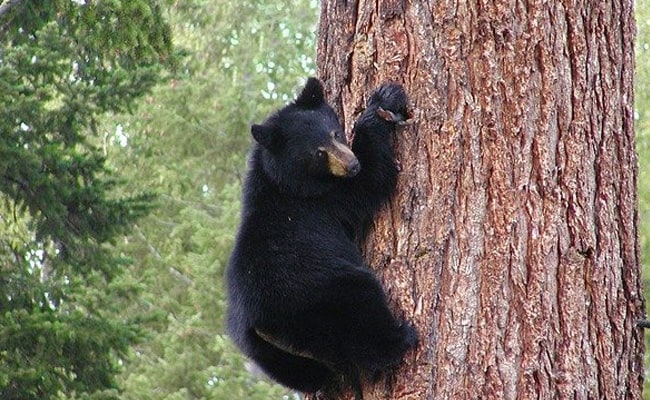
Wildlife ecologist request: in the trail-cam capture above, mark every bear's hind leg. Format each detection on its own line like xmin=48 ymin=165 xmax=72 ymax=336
xmin=248 ymin=331 xmax=337 ymax=393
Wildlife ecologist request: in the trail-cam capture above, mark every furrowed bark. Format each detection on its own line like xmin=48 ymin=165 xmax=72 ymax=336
xmin=313 ymin=0 xmax=643 ymax=399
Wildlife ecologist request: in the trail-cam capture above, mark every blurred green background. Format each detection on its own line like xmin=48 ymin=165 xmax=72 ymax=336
xmin=0 ymin=1 xmax=648 ymax=399
xmin=636 ymin=0 xmax=650 ymax=395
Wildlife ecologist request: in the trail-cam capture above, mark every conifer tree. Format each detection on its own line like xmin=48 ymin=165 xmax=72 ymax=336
xmin=0 ymin=2 xmax=173 ymax=399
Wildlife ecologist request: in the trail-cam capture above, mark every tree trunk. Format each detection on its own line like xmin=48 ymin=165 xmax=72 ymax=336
xmin=314 ymin=0 xmax=643 ymax=399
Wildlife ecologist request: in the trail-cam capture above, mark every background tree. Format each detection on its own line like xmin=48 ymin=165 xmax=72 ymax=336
xmin=315 ymin=0 xmax=643 ymax=399
xmin=0 ymin=1 xmax=173 ymax=399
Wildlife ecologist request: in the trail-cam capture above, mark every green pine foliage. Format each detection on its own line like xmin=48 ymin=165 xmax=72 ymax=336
xmin=0 ymin=1 xmax=174 ymax=399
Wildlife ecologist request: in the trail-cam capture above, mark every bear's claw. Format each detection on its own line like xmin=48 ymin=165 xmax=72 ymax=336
xmin=369 ymin=83 xmax=409 ymax=123
xmin=377 ymin=107 xmax=405 ymax=123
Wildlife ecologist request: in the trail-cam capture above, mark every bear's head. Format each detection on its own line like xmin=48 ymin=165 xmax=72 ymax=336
xmin=251 ymin=78 xmax=360 ymax=197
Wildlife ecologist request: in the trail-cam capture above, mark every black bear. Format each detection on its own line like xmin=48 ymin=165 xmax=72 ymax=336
xmin=226 ymin=78 xmax=417 ymax=398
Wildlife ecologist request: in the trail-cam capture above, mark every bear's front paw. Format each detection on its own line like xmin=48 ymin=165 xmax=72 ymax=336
xmin=368 ymin=83 xmax=409 ymax=123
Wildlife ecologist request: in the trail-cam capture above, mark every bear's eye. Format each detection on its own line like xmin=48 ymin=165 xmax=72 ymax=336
xmin=316 ymin=149 xmax=327 ymax=159
xmin=332 ymin=131 xmax=343 ymax=140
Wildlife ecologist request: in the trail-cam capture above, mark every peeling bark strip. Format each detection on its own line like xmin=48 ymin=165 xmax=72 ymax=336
xmin=314 ymin=0 xmax=642 ymax=399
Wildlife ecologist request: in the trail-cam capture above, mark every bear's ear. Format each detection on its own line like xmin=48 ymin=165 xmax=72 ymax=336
xmin=251 ymin=124 xmax=283 ymax=151
xmin=294 ymin=77 xmax=325 ymax=109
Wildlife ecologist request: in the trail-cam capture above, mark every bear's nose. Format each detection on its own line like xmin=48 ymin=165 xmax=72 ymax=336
xmin=347 ymin=159 xmax=361 ymax=177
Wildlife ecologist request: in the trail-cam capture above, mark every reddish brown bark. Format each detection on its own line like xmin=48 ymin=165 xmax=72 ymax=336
xmin=314 ymin=0 xmax=643 ymax=399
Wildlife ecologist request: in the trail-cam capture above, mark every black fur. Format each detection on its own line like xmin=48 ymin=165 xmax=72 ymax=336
xmin=226 ymin=78 xmax=417 ymax=397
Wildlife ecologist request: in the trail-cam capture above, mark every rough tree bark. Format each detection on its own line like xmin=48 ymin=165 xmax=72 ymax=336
xmin=313 ymin=0 xmax=643 ymax=399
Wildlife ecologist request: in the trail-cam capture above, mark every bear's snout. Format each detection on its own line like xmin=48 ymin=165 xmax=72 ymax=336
xmin=325 ymin=140 xmax=359 ymax=178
